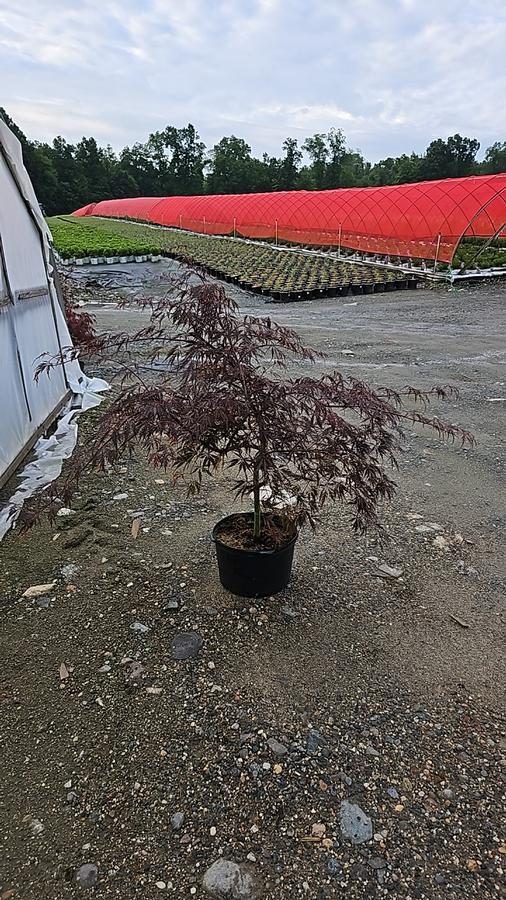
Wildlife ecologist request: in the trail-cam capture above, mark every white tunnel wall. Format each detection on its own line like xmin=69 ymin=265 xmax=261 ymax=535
xmin=0 ymin=134 xmax=72 ymax=484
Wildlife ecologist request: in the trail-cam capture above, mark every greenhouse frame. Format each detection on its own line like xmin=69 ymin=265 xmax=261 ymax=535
xmin=73 ymin=173 xmax=506 ymax=266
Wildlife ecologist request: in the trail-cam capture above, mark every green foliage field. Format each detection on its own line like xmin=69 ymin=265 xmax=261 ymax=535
xmin=452 ymin=237 xmax=506 ymax=270
xmin=47 ymin=216 xmax=158 ymax=259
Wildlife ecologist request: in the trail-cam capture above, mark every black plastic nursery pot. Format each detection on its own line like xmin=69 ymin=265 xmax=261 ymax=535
xmin=212 ymin=513 xmax=298 ymax=598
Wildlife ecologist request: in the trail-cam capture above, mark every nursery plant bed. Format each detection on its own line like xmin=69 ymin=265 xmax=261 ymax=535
xmin=47 ymin=215 xmax=415 ymax=301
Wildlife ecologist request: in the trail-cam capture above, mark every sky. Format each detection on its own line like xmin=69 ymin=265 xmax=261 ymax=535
xmin=1 ymin=0 xmax=506 ymax=162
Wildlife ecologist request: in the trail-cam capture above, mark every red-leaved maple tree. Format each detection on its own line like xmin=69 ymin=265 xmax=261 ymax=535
xmin=37 ymin=267 xmax=473 ymax=541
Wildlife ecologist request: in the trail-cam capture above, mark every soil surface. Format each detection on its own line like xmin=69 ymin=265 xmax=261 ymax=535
xmin=0 ymin=263 xmax=505 ymax=899
xmin=215 ymin=514 xmax=296 ymax=552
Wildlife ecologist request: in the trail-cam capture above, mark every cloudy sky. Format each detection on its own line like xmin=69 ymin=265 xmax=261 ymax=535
xmin=1 ymin=0 xmax=505 ymax=161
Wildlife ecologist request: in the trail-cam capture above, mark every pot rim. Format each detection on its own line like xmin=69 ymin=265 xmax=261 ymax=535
xmin=212 ymin=512 xmax=298 ymax=556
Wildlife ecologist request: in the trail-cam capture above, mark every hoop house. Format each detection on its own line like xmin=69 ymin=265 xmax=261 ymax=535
xmin=73 ymin=174 xmax=506 ymax=264
xmin=0 ymin=119 xmax=108 ymax=536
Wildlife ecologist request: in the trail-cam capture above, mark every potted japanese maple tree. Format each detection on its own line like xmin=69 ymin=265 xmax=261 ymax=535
xmin=37 ymin=269 xmax=472 ymax=598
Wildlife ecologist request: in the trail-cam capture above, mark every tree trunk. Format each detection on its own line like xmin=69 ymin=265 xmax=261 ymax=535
xmin=253 ymin=469 xmax=262 ymax=541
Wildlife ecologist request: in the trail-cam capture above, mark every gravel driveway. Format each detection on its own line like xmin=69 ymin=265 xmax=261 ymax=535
xmin=0 ymin=265 xmax=504 ymax=899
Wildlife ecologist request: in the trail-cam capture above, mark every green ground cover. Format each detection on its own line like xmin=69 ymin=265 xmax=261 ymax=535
xmin=452 ymin=237 xmax=506 ymax=270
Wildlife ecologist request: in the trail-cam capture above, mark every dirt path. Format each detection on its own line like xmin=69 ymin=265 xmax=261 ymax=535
xmin=0 ymin=267 xmax=505 ymax=899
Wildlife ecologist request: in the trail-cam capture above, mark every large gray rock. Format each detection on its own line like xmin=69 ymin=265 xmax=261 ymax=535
xmin=171 ymin=631 xmax=203 ymax=660
xmin=202 ymin=859 xmax=262 ymax=899
xmin=339 ymin=800 xmax=373 ymax=844
xmin=76 ymin=863 xmax=99 ymax=889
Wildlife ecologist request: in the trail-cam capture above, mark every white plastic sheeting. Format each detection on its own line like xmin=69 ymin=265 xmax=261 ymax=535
xmin=0 ymin=366 xmax=108 ymax=540
xmin=0 ymin=117 xmax=108 ymax=538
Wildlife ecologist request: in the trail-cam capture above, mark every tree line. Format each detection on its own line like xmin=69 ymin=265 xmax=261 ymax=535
xmin=1 ymin=107 xmax=505 ymax=216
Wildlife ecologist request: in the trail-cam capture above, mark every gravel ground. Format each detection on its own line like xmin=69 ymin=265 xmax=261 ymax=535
xmin=0 ymin=265 xmax=505 ymax=899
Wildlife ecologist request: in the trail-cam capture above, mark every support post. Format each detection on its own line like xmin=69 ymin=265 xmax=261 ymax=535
xmin=433 ymin=233 xmax=442 ymax=273
xmin=338 ymin=223 xmax=342 ymax=256
xmin=233 ymin=217 xmax=237 ymax=239
xmin=275 ymin=220 xmax=278 ymax=246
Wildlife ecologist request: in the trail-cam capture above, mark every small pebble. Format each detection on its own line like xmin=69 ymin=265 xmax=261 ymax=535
xmin=171 ymin=811 xmax=185 ymax=831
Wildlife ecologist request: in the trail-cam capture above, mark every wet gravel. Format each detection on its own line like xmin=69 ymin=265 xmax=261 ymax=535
xmin=1 ymin=475 xmax=504 ymax=899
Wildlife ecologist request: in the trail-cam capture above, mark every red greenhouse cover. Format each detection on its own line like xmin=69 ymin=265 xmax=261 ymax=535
xmin=73 ymin=174 xmax=506 ymax=262
xmin=73 ymin=202 xmax=97 ymax=217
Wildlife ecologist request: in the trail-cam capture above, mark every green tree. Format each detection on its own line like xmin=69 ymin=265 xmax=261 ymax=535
xmin=50 ymin=136 xmax=82 ymax=211
xmin=324 ymin=128 xmax=346 ymax=188
xmin=207 ymin=136 xmax=255 ymax=194
xmin=168 ymin=123 xmax=206 ymax=194
xmin=420 ymin=134 xmax=479 ymax=181
xmin=339 ymin=150 xmax=370 ymax=187
xmin=367 ymin=153 xmax=421 ymax=186
xmin=394 ymin=153 xmax=422 ymax=183
xmin=481 ymin=141 xmax=506 ymax=174
xmin=74 ymin=136 xmax=114 ymax=200
xmin=278 ymin=138 xmax=302 ymax=190
xmin=302 ymin=133 xmax=328 ymax=190
xmin=368 ymin=156 xmax=397 ymax=186
xmin=296 ymin=165 xmax=316 ymax=190
xmin=110 ymin=168 xmax=139 ymax=198
xmin=119 ymin=143 xmax=161 ymax=195
xmin=25 ymin=142 xmax=59 ymax=212
xmin=146 ymin=123 xmax=206 ymax=195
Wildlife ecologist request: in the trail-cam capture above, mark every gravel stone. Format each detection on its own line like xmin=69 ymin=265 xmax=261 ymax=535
xmin=23 ymin=816 xmax=44 ymax=836
xmin=171 ymin=811 xmax=185 ymax=831
xmin=376 ymin=563 xmax=403 ymax=579
xmin=267 ymin=738 xmax=288 ymax=756
xmin=326 ymin=857 xmax=343 ymax=877
xmin=162 ymin=599 xmax=179 ymax=612
xmin=369 ymin=856 xmax=387 ymax=870
xmin=61 ymin=563 xmax=80 ymax=580
xmin=171 ymin=631 xmax=203 ymax=659
xmin=306 ymin=730 xmax=326 ymax=753
xmin=281 ymin=606 xmax=297 ymax=619
xmin=339 ymin=800 xmax=373 ymax=844
xmin=365 ymin=744 xmax=380 ymax=758
xmin=76 ymin=864 xmax=99 ymax=889
xmin=130 ymin=621 xmax=150 ymax=633
xmin=126 ymin=661 xmax=145 ymax=685
xmin=202 ymin=859 xmax=261 ymax=899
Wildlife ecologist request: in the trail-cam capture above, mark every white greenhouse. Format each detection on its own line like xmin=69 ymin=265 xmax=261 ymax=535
xmin=0 ymin=118 xmax=106 ymax=536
